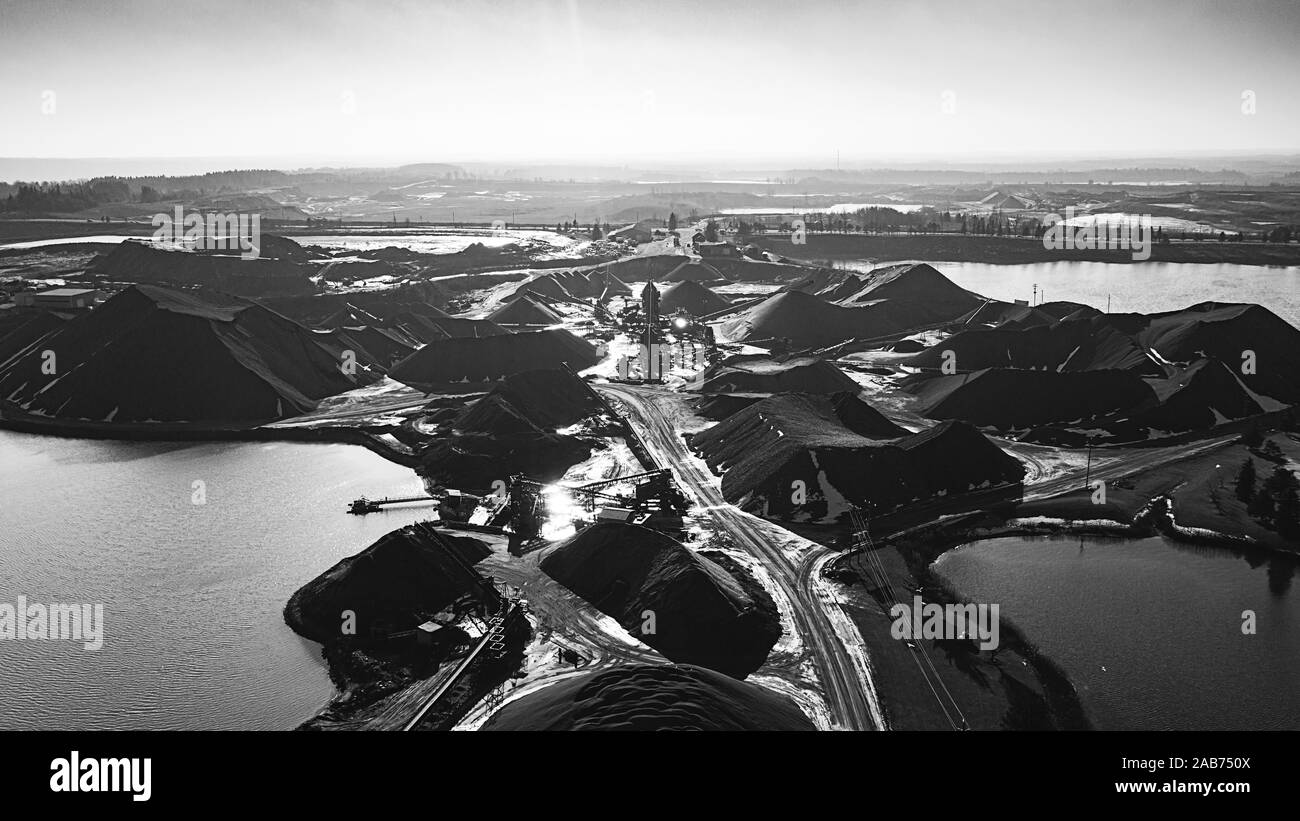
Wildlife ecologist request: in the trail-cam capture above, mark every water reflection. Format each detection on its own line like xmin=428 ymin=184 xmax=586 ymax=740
xmin=933 ymin=534 xmax=1300 ymax=730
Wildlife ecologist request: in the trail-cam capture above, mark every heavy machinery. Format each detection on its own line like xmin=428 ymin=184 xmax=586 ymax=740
xmin=498 ymin=469 xmax=689 ymax=554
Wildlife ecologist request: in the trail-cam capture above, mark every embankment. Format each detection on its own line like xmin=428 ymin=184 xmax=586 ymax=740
xmin=754 ymin=233 xmax=1300 ymax=266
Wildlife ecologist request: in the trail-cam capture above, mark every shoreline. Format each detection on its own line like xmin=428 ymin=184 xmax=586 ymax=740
xmin=0 ymin=403 xmax=422 ymax=469
xmin=799 ymin=464 xmax=1299 ymax=730
xmin=753 ymin=233 xmax=1300 ymax=267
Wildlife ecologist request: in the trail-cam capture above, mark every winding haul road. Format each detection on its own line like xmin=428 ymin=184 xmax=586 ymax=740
xmin=598 ymin=383 xmax=888 ymax=731
xmin=592 ymin=382 xmax=1241 ymax=732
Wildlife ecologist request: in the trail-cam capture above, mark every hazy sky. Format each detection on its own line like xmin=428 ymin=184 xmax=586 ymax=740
xmin=1 ymin=0 xmax=1297 ymax=167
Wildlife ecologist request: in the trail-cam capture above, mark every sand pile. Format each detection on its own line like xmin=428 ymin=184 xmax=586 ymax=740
xmin=0 ymin=312 xmax=65 ymax=361
xmin=259 ymin=288 xmax=450 ymax=329
xmin=907 ymin=315 xmax=1163 ymax=375
xmin=352 ymin=245 xmax=428 ymax=263
xmin=315 ymin=303 xmax=428 ymax=352
xmin=694 ymin=394 xmax=762 ymax=420
xmin=693 ymin=394 xmax=907 ymax=461
xmin=255 ymin=234 xmax=329 ymax=263
xmin=661 ymin=260 xmax=725 ymax=283
xmin=658 ymin=279 xmax=731 ymax=316
xmin=480 ymin=664 xmax=815 ymax=731
xmin=512 ymin=269 xmax=633 ymax=303
xmin=717 ymin=290 xmax=905 ymax=347
xmin=691 ymin=393 xmax=1023 ymax=517
xmin=783 ymin=266 xmax=852 ymax=294
xmin=905 ymin=368 xmax=1158 ymax=428
xmin=541 ymin=521 xmax=781 ymax=678
xmin=320 ymin=303 xmax=386 ymax=330
xmin=512 ymin=273 xmax=581 ymax=302
xmin=487 ymin=294 xmax=565 ymax=326
xmin=399 ymin=315 xmax=509 ymax=343
xmin=1137 ymin=302 xmax=1300 ymax=405
xmin=455 ymin=368 xmax=604 ymax=434
xmin=284 ymin=525 xmax=490 ymax=643
xmin=328 ymin=325 xmax=417 ymax=369
xmin=602 ymin=256 xmax=687 ymax=283
xmin=594 ymin=270 xmax=634 ymax=301
xmin=901 ymin=301 xmax=1300 ymax=435
xmin=957 ymin=300 xmax=1091 ymax=329
xmin=818 ymin=263 xmax=984 ymax=313
xmin=314 ymin=258 xmax=404 ymax=283
xmin=1132 ymin=359 xmax=1266 ymax=431
xmin=420 ymin=433 xmax=593 ymax=487
xmin=420 ymin=368 xmax=605 ymax=485
xmin=90 ymin=238 xmax=315 ymax=296
xmin=698 ymin=256 xmax=807 ymax=282
xmin=884 ymin=338 xmax=926 ymax=353
xmin=719 ymin=263 xmax=999 ymax=347
xmin=389 ymin=328 xmax=601 ymax=389
xmin=687 ymin=354 xmax=860 ymax=394
xmin=0 ymin=284 xmax=380 ymax=424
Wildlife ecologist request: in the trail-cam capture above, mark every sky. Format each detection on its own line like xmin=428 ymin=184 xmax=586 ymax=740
xmin=1 ymin=0 xmax=1298 ymax=171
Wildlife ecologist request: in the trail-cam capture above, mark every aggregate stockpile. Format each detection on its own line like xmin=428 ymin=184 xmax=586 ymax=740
xmin=687 ymin=354 xmax=861 ymax=395
xmin=690 ymin=392 xmax=1025 ymax=519
xmin=511 ymin=268 xmax=633 ymax=303
xmin=660 ymin=260 xmax=725 ymax=284
xmin=717 ymin=263 xmax=991 ymax=347
xmin=0 ymin=284 xmax=382 ymax=425
xmin=903 ymin=301 xmax=1300 ymax=438
xmin=481 ymin=664 xmax=816 ymax=731
xmin=313 ymin=300 xmax=508 ymax=366
xmin=259 ymin=279 xmax=436 ymax=316
xmin=540 ymin=521 xmax=782 ymax=678
xmin=419 ymin=367 xmax=608 ymax=486
xmin=271 ymin=290 xmax=511 ymax=348
xmin=315 ymin=258 xmax=405 ymax=283
xmin=600 ymin=255 xmax=688 ymax=283
xmin=657 ymin=279 xmax=731 ymax=316
xmin=487 ymin=294 xmax=565 ymax=326
xmin=315 ymin=305 xmax=419 ymax=367
xmin=90 ymin=236 xmax=319 ymax=296
xmin=284 ymin=525 xmax=491 ymax=643
xmin=388 ymin=328 xmax=602 ymax=389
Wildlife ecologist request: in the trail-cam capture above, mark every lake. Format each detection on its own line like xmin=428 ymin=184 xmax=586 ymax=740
xmin=933 ymin=535 xmax=1300 ymax=730
xmin=0 ymin=432 xmax=438 ymax=730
